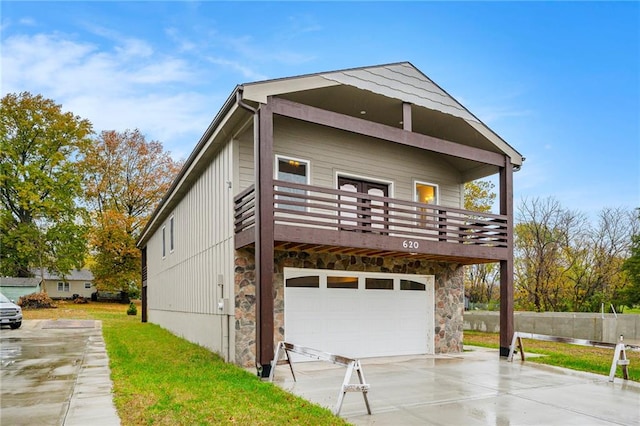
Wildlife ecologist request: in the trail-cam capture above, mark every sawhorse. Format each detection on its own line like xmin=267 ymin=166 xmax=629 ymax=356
xmin=608 ymin=337 xmax=630 ymax=382
xmin=268 ymin=341 xmax=371 ymax=415
xmin=508 ymin=332 xmax=631 ymax=382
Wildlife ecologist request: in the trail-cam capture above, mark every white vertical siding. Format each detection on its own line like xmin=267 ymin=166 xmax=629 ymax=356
xmin=146 ymin=141 xmax=235 ymax=359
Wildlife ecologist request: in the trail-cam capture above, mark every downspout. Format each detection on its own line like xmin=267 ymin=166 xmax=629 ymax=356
xmin=236 ymin=90 xmax=265 ymax=376
xmin=236 ymin=89 xmax=258 ymax=116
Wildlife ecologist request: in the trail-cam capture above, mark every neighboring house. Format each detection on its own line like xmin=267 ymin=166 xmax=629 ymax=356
xmin=31 ymin=269 xmax=96 ymax=299
xmin=137 ymin=62 xmax=523 ymax=376
xmin=0 ymin=277 xmax=42 ymax=301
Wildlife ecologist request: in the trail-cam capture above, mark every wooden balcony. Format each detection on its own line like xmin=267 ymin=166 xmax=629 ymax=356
xmin=234 ymin=180 xmax=510 ymax=264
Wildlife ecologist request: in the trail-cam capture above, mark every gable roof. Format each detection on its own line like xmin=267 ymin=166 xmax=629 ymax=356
xmin=30 ymin=268 xmax=94 ymax=281
xmin=0 ymin=277 xmax=42 ymax=287
xmin=138 ymin=62 xmax=522 ymax=248
xmin=241 ymin=62 xmax=522 ymax=165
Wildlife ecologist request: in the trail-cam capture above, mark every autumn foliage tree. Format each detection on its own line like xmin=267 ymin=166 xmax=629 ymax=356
xmin=83 ymin=129 xmax=182 ymax=294
xmin=622 ymin=209 xmax=640 ymax=307
xmin=463 ymin=180 xmax=500 ymax=307
xmin=514 ymin=198 xmax=637 ymax=312
xmin=0 ymin=92 xmax=91 ymax=279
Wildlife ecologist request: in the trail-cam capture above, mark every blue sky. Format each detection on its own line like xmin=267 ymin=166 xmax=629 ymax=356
xmin=2 ymin=1 xmax=639 ymax=219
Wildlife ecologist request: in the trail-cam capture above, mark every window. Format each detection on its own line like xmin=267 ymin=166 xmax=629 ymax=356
xmin=275 ymin=156 xmax=309 ymax=211
xmin=400 ymin=279 xmax=426 ymax=291
xmin=327 ymin=276 xmax=358 ymax=289
xmin=286 ymin=276 xmax=320 ymax=288
xmin=57 ymin=282 xmax=69 ymax=292
xmin=162 ymin=226 xmax=166 ymax=258
xmin=365 ymin=278 xmax=393 ymax=290
xmin=84 ymin=283 xmax=91 ymax=289
xmin=170 ymin=216 xmax=174 ymax=252
xmin=415 ymin=181 xmax=439 ymax=228
xmin=415 ymin=182 xmax=438 ymax=205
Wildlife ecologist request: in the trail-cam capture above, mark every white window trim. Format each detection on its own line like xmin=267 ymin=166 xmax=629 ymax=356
xmin=413 ymin=180 xmax=439 ymax=205
xmin=162 ymin=225 xmax=166 ymax=259
xmin=275 ymin=154 xmax=311 ymax=211
xmin=57 ymin=282 xmax=69 ymax=292
xmin=414 ymin=180 xmax=440 ymax=229
xmin=84 ymin=282 xmax=91 ymax=289
xmin=275 ymin=154 xmax=311 ymax=183
xmin=169 ymin=215 xmax=175 ymax=253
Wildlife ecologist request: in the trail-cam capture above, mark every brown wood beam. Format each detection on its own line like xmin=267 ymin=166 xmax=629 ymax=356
xmin=273 ymin=225 xmax=508 ymax=262
xmin=255 ymin=100 xmax=275 ymax=376
xmin=141 ymin=247 xmax=147 ymax=323
xmin=270 ymin=97 xmax=505 ymax=167
xmin=499 ymin=157 xmax=514 ymax=357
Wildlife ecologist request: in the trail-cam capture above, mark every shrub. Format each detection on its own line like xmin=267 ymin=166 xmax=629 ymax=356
xmin=127 ymin=302 xmax=137 ymax=316
xmin=18 ymin=292 xmax=57 ymax=309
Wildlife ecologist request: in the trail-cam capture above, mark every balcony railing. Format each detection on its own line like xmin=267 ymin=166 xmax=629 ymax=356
xmin=234 ymin=180 xmax=509 ymax=256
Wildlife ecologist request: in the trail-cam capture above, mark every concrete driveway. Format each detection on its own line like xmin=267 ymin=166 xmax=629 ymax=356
xmin=272 ymin=347 xmax=640 ymax=425
xmin=0 ymin=320 xmax=120 ymax=426
xmin=3 ymin=321 xmax=638 ymax=426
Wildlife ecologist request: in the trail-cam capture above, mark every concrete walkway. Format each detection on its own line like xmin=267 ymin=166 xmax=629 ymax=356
xmin=0 ymin=320 xmax=120 ymax=426
xmin=271 ymin=347 xmax=640 ymax=425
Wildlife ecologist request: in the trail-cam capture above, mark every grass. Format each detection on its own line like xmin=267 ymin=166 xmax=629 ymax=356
xmin=23 ymin=301 xmax=347 ymax=426
xmin=464 ymin=330 xmax=640 ymax=382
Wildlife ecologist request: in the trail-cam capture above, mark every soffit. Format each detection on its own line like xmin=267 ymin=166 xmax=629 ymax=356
xmin=241 ymin=62 xmax=522 ymax=167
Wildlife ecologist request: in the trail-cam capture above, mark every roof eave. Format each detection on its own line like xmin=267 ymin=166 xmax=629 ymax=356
xmin=137 ymin=86 xmax=243 ymax=248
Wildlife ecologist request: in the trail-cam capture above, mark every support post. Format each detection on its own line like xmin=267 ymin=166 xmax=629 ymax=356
xmin=255 ymin=100 xmax=275 ymax=377
xmin=499 ymin=157 xmax=514 ymax=357
xmin=402 ymin=102 xmax=412 ymax=131
xmin=141 ymin=247 xmax=148 ymax=323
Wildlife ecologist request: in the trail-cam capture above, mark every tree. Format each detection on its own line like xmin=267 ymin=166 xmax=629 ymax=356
xmin=465 ymin=261 xmax=499 ymax=306
xmin=0 ymin=92 xmax=92 ymax=278
xmin=514 ymin=198 xmax=636 ymax=313
xmin=622 ymin=209 xmax=640 ymax=308
xmin=464 ymin=179 xmax=496 ymax=212
xmin=463 ymin=180 xmax=499 ymax=306
xmin=565 ymin=207 xmax=637 ymax=312
xmin=514 ymin=197 xmax=584 ymax=311
xmin=83 ymin=129 xmax=182 ymax=293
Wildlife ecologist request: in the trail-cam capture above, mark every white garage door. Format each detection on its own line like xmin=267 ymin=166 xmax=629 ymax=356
xmin=284 ymin=268 xmax=434 ymax=359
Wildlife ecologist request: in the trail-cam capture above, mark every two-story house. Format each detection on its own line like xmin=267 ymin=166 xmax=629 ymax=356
xmin=137 ymin=62 xmax=523 ymax=377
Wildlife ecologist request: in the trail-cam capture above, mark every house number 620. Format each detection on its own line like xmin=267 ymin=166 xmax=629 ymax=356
xmin=402 ymin=240 xmax=419 ymax=249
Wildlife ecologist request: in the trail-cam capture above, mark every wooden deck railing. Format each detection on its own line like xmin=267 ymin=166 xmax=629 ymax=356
xmin=234 ymin=180 xmax=509 ymax=249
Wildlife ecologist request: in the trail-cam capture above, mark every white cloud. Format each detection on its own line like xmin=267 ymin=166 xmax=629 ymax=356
xmin=1 ymin=17 xmax=322 ymax=160
xmin=1 ymin=31 xmax=213 ymax=157
xmin=286 ymin=14 xmax=322 ymax=36
xmin=472 ymin=105 xmax=533 ymax=125
xmin=19 ymin=17 xmax=36 ymax=26
xmin=165 ymin=26 xmax=197 ymax=53
xmin=220 ymin=33 xmax=315 ymax=67
xmin=205 ymin=56 xmax=268 ymax=81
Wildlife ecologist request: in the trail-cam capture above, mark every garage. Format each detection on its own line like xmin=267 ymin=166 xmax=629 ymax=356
xmin=284 ymin=268 xmax=435 ymax=359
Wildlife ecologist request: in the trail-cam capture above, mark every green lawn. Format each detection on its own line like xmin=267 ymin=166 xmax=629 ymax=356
xmin=464 ymin=330 xmax=639 ymax=382
xmin=23 ymin=302 xmax=348 ymax=426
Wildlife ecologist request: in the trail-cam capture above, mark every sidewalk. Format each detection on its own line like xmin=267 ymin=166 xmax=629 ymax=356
xmin=0 ymin=320 xmax=120 ymax=426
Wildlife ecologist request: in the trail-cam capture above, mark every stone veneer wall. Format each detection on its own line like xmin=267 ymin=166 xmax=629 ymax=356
xmin=234 ymin=248 xmax=464 ymax=367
